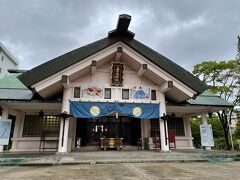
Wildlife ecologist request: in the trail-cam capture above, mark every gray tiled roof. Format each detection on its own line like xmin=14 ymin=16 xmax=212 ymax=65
xmin=0 ymin=89 xmax=33 ymax=100
xmin=18 ymin=37 xmax=120 ymax=88
xmin=187 ymin=91 xmax=234 ymax=107
xmin=18 ymin=36 xmax=207 ymax=94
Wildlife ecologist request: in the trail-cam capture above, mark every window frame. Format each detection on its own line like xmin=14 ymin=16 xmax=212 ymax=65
xmin=167 ymin=117 xmax=185 ymax=136
xmin=104 ymin=88 xmax=111 ymax=99
xmin=151 ymin=90 xmax=157 ymax=100
xmin=22 ymin=115 xmax=60 ymax=137
xmin=122 ymin=89 xmax=130 ymax=100
xmin=74 ymin=87 xmax=81 ymax=98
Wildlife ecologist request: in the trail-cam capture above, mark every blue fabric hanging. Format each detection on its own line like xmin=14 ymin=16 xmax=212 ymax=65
xmin=117 ymin=103 xmax=160 ymax=119
xmin=70 ymin=101 xmax=160 ymax=119
xmin=70 ymin=101 xmax=116 ymax=118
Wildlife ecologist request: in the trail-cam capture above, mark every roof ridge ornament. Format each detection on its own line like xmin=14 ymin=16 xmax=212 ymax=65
xmin=108 ymin=14 xmax=135 ymax=39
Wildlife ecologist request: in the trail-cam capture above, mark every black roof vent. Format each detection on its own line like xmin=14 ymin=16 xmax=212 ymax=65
xmin=108 ymin=14 xmax=135 ymax=39
xmin=8 ymin=69 xmax=27 ymax=73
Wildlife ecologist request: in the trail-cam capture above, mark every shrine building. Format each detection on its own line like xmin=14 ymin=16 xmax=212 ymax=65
xmin=0 ymin=14 xmax=233 ymax=152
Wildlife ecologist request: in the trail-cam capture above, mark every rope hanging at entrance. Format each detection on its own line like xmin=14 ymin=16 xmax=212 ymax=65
xmin=70 ymin=101 xmax=160 ymax=119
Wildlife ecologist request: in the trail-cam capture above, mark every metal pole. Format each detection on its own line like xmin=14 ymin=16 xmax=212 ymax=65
xmin=163 ymin=118 xmax=168 ymax=146
xmin=61 ymin=118 xmax=66 ymax=147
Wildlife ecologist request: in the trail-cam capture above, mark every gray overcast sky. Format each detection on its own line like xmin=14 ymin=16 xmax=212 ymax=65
xmin=0 ymin=0 xmax=239 ymax=71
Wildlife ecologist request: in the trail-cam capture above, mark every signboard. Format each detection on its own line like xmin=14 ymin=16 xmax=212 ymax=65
xmin=0 ymin=119 xmax=12 ymax=145
xmin=200 ymin=124 xmax=214 ymax=147
xmin=111 ymin=62 xmax=124 ymax=87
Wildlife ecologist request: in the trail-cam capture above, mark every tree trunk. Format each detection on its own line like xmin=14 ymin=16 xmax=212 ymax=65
xmin=218 ymin=111 xmax=231 ymax=150
xmin=223 ymin=128 xmax=230 ymax=150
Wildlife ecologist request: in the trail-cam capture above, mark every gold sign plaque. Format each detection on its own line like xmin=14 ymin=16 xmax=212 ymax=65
xmin=111 ymin=62 xmax=124 ymax=87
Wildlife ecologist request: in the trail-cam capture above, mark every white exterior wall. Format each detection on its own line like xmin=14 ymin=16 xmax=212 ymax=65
xmin=72 ymin=62 xmax=155 ymax=88
xmin=0 ymin=47 xmax=18 ymax=78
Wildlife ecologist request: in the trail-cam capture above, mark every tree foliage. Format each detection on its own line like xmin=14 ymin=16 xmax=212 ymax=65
xmin=234 ymin=123 xmax=240 ymax=139
xmin=192 ymin=60 xmax=240 ymax=103
xmin=192 ymin=36 xmax=240 ymax=149
xmin=191 ymin=117 xmax=201 ymax=146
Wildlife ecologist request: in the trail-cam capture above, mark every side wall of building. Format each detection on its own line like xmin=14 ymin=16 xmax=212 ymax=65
xmin=0 ymin=50 xmax=18 ymax=78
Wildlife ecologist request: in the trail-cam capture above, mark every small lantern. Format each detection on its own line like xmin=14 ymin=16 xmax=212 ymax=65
xmin=208 ymin=111 xmax=213 ymax=118
xmin=39 ymin=110 xmax=44 ymax=118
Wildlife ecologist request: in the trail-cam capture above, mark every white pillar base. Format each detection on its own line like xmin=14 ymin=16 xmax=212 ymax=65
xmin=161 ymin=150 xmax=171 ymax=153
xmin=0 ymin=145 xmax=3 ymax=152
xmin=161 ymin=146 xmax=170 ymax=152
xmin=57 ymin=147 xmax=68 ymax=153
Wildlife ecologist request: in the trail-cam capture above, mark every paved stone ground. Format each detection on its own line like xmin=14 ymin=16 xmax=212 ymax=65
xmin=0 ymin=162 xmax=240 ymax=179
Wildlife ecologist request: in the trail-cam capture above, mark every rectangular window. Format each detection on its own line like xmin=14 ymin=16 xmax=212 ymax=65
xmin=1 ymin=56 xmax=3 ymax=62
xmin=22 ymin=115 xmax=60 ymax=137
xmin=150 ymin=118 xmax=160 ymax=137
xmin=168 ymin=117 xmax=185 ymax=136
xmin=74 ymin=87 xmax=81 ymax=98
xmin=122 ymin=89 xmax=129 ymax=100
xmin=104 ymin=88 xmax=111 ymax=99
xmin=151 ymin=90 xmax=156 ymax=100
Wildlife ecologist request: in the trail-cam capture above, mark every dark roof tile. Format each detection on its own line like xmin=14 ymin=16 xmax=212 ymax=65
xmin=18 ymin=36 xmax=207 ymax=94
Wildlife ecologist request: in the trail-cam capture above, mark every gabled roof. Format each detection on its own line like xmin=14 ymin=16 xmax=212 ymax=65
xmin=0 ymin=73 xmax=33 ymax=100
xmin=0 ymin=73 xmax=27 ymax=89
xmin=186 ymin=90 xmax=234 ymax=107
xmin=0 ymin=89 xmax=33 ymax=100
xmin=18 ymin=37 xmax=120 ymax=87
xmin=18 ymin=14 xmax=207 ymax=94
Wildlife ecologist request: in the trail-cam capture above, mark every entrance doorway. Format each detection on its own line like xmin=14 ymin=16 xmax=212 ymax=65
xmin=75 ymin=116 xmax=141 ymax=147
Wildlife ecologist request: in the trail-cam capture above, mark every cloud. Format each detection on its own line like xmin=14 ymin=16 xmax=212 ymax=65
xmin=0 ymin=0 xmax=239 ymax=71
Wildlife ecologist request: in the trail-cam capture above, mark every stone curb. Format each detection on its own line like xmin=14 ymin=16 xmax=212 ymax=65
xmin=0 ymin=158 xmax=217 ymax=166
xmin=1 ymin=153 xmax=240 ymax=166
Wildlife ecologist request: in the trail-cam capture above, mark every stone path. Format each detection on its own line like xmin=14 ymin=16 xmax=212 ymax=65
xmin=0 ymin=162 xmax=240 ymax=179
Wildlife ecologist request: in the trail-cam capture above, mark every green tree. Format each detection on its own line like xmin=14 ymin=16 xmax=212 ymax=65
xmin=234 ymin=123 xmax=240 ymax=139
xmin=208 ymin=117 xmax=224 ymax=138
xmin=192 ymin=37 xmax=240 ymax=150
xmin=191 ymin=117 xmax=201 ymax=147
